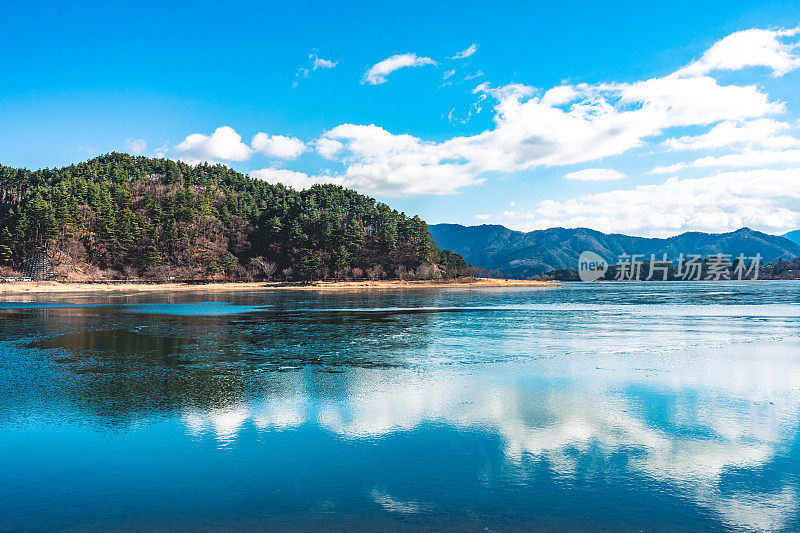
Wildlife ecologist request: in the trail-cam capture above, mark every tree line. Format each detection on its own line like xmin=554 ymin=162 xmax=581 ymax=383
xmin=0 ymin=153 xmax=479 ymax=281
xmin=536 ymin=257 xmax=800 ymax=281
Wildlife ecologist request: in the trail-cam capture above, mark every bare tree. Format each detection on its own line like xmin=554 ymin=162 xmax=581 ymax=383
xmin=248 ymin=257 xmax=277 ymax=280
xmin=366 ymin=264 xmax=385 ymax=281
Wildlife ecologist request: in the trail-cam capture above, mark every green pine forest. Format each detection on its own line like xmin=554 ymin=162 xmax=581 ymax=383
xmin=0 ymin=153 xmax=475 ymax=281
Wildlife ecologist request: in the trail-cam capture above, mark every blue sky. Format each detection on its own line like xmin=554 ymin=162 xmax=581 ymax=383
xmin=2 ymin=1 xmax=800 ymax=236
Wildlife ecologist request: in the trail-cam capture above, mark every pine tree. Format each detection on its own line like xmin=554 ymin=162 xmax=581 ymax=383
xmin=0 ymin=155 xmax=440 ymax=280
xmin=0 ymin=227 xmax=13 ymax=265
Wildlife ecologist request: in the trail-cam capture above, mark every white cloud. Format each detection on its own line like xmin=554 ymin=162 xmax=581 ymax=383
xmin=174 ymin=126 xmax=252 ymax=163
xmin=529 ymin=168 xmax=800 ymax=236
xmin=678 ymin=26 xmax=800 ymax=77
xmin=362 ymin=53 xmax=437 ymax=85
xmin=250 ymin=168 xmax=343 ymax=190
xmin=651 ymin=163 xmax=687 ymax=174
xmin=653 ymin=149 xmax=800 ymax=173
xmin=315 ymin=137 xmax=344 ymax=159
xmin=463 ymin=70 xmax=484 ymax=80
xmin=502 ymin=210 xmax=535 ymax=220
xmin=442 ymin=69 xmax=456 ymax=80
xmin=452 ymin=43 xmax=478 ymax=59
xmin=125 ymin=138 xmax=147 ymax=154
xmin=663 ymin=119 xmax=800 ymax=151
xmin=692 ymin=149 xmax=800 ymax=168
xmin=311 ymin=55 xmax=337 ymax=70
xmin=251 ymin=133 xmax=306 ymax=159
xmin=170 ymin=24 xmax=800 ymax=233
xmin=541 ymin=85 xmax=579 ymax=106
xmin=153 ymin=143 xmax=169 ymax=159
xmin=173 ymin=128 xmax=306 ymax=164
xmin=475 ymin=213 xmax=492 ymax=220
xmin=317 ymin=123 xmax=484 ymax=195
xmin=564 ymin=168 xmax=626 ymax=181
xmin=295 ymin=54 xmax=337 ymax=86
xmin=311 ymin=63 xmax=782 ymax=195
xmin=607 ymin=74 xmax=782 ymax=128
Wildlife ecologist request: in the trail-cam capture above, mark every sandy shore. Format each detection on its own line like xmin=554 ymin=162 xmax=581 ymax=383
xmin=0 ymin=278 xmax=556 ymax=294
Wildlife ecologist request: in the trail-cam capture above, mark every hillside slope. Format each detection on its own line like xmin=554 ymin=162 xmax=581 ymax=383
xmin=784 ymin=230 xmax=800 ymax=246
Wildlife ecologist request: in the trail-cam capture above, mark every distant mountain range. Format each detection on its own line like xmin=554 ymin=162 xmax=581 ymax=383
xmin=430 ymin=224 xmax=800 ymax=277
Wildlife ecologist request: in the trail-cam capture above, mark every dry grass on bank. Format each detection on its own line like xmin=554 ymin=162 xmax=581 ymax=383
xmin=0 ymin=278 xmax=557 ymax=295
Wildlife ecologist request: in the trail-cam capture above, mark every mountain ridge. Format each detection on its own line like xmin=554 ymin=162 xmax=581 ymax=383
xmin=430 ymin=223 xmax=800 ymax=277
xmin=784 ymin=230 xmax=800 ymax=246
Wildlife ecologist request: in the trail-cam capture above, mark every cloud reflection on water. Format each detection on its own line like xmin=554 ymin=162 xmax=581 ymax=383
xmin=181 ymin=350 xmax=800 ymax=531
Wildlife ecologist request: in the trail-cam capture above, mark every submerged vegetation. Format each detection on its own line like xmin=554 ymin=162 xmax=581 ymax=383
xmin=0 ymin=153 xmax=474 ymax=281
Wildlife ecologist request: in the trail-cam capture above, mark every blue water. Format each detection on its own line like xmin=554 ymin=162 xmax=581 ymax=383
xmin=1 ymin=282 xmax=799 ymax=531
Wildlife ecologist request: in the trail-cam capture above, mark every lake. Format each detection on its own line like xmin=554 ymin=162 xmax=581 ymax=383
xmin=1 ymin=282 xmax=799 ymax=532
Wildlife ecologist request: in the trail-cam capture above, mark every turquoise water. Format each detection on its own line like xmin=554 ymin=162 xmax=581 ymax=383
xmin=1 ymin=282 xmax=799 ymax=531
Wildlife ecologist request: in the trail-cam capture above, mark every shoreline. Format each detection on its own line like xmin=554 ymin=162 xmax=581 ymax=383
xmin=0 ymin=278 xmax=557 ymax=295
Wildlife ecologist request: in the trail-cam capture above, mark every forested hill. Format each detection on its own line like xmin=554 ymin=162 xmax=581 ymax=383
xmin=0 ymin=153 xmax=466 ymax=281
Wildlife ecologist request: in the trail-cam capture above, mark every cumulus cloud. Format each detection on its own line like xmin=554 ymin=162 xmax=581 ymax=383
xmin=452 ymin=43 xmax=478 ymax=59
xmin=174 ymin=126 xmax=252 ymax=163
xmin=316 ymin=123 xmax=484 ymax=195
xmin=171 ymin=24 xmax=800 ymax=233
xmin=678 ymin=26 xmax=800 ymax=77
xmin=362 ymin=53 xmax=437 ymax=85
xmin=173 ymin=128 xmax=309 ymax=163
xmin=251 ymin=133 xmax=306 ymax=159
xmin=564 ymin=168 xmax=626 ymax=181
xmin=315 ymin=137 xmax=344 ymax=159
xmin=475 ymin=214 xmax=492 ymax=220
xmin=663 ymin=119 xmax=800 ymax=151
xmin=250 ymin=168 xmax=343 ymax=190
xmin=318 ymin=65 xmax=780 ymax=195
xmin=540 ymin=85 xmax=579 ymax=106
xmin=529 ymin=168 xmax=800 ymax=236
xmin=125 ymin=138 xmax=147 ymax=154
